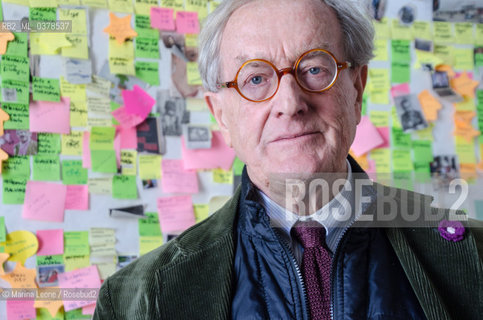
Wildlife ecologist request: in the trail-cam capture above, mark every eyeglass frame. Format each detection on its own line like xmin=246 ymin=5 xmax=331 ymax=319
xmin=216 ymin=48 xmax=353 ymax=103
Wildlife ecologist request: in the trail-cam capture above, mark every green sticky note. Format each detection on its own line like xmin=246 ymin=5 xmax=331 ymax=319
xmin=65 ymin=308 xmax=92 ymax=320
xmin=91 ymin=150 xmax=118 ymax=173
xmin=62 ymin=160 xmax=88 ymax=185
xmin=112 ymin=175 xmax=138 ymax=199
xmin=361 ymin=93 xmax=368 ymax=116
xmin=2 ymin=176 xmax=27 ymax=204
xmin=477 ymin=24 xmax=483 ymax=46
xmin=90 ymin=127 xmax=115 ymax=150
xmin=134 ymin=15 xmax=159 ymax=39
xmin=111 ymin=101 xmax=121 ymax=125
xmin=5 ymin=32 xmax=28 ymax=57
xmin=454 ymin=22 xmax=474 ymax=45
xmin=392 ymin=127 xmax=412 ymax=149
xmin=476 ymin=53 xmax=483 ymax=68
xmin=0 ymin=216 xmax=6 ymax=242
xmin=0 ymin=55 xmax=30 ymax=82
xmin=414 ymin=162 xmax=431 ymax=183
xmin=135 ymin=61 xmax=160 ymax=85
xmin=391 ymin=40 xmax=411 ymax=62
xmin=391 ymin=61 xmax=410 ymax=84
xmin=32 ymin=77 xmax=61 ymax=102
xmin=232 ymin=157 xmax=244 ymax=176
xmin=135 ymin=37 xmax=160 ymax=59
xmin=33 ymin=155 xmax=61 ymax=181
xmin=29 ymin=7 xmax=57 ymax=21
xmin=2 ymin=156 xmax=30 ymax=178
xmin=412 ymin=140 xmax=433 ymax=163
xmin=392 ymin=149 xmax=413 ymax=172
xmin=138 ymin=212 xmax=162 ymax=236
xmin=64 ymin=231 xmax=90 ymax=256
xmin=2 ymin=103 xmax=29 ymax=130
xmin=38 ymin=133 xmax=61 ymax=154
xmin=36 ymin=307 xmax=64 ymax=320
xmin=36 ymin=254 xmax=64 ymax=266
xmin=1 ymin=79 xmax=29 ymax=104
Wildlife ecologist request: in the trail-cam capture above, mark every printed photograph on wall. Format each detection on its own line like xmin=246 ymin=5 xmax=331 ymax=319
xmin=0 ymin=130 xmax=38 ymax=156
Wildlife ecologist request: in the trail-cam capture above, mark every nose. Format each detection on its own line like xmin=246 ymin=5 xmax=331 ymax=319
xmin=269 ymin=70 xmax=309 ymax=118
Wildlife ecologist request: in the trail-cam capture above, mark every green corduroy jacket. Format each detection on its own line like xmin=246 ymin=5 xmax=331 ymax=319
xmin=94 ymin=184 xmax=483 ymax=320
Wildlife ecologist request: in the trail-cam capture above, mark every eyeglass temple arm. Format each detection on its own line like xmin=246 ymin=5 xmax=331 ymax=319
xmin=216 ymin=81 xmax=237 ymax=89
xmin=338 ymin=61 xmax=352 ymax=70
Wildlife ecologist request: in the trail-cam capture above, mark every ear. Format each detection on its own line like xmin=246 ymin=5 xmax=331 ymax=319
xmin=352 ymin=65 xmax=368 ymax=125
xmin=204 ymin=91 xmax=233 ymax=148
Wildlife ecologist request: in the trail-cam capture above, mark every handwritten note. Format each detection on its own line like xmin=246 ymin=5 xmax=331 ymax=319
xmin=7 ymin=300 xmax=36 ymax=320
xmin=112 ymin=105 xmax=144 ymax=128
xmin=138 ymin=212 xmax=162 ymax=236
xmin=61 ymin=131 xmax=83 ymax=156
xmin=135 ymin=61 xmax=160 ymax=85
xmin=350 ymin=116 xmax=384 ymax=157
xmin=32 ymin=77 xmax=61 ymax=102
xmin=150 ymin=7 xmax=175 ymax=30
xmin=121 ymin=150 xmax=137 ymax=175
xmin=157 ymin=195 xmax=196 ymax=234
xmin=37 ymin=229 xmax=64 ymax=256
xmin=65 ymin=185 xmax=89 ymax=210
xmin=161 ymin=159 xmax=199 ymax=193
xmin=181 ymin=131 xmax=236 ymax=170
xmin=38 ymin=133 xmax=61 ymax=155
xmin=103 ymin=12 xmax=138 ymax=44
xmin=29 ymin=97 xmax=71 ymax=134
xmin=176 ymin=11 xmax=200 ymax=34
xmin=1 ymin=79 xmax=29 ymax=104
xmin=112 ymin=175 xmax=138 ymax=199
xmin=2 ymin=176 xmax=27 ymax=204
xmin=33 ymin=154 xmax=61 ymax=181
xmin=22 ymin=181 xmax=67 ymax=222
xmin=5 ymin=230 xmax=38 ymax=264
xmin=139 ymin=154 xmax=162 ymax=179
xmin=5 ymin=32 xmax=27 ymax=57
xmin=62 ymin=160 xmax=88 ymax=185
xmin=1 ymin=55 xmax=29 ymax=82
xmin=117 ymin=125 xmax=137 ymax=149
xmin=58 ymin=265 xmax=101 ymax=311
xmin=3 ymin=103 xmax=29 ymax=130
xmin=122 ymin=85 xmax=155 ymax=119
xmin=135 ymin=14 xmax=159 ymax=39
xmin=64 ymin=231 xmax=89 ymax=256
xmin=135 ymin=36 xmax=160 ymax=59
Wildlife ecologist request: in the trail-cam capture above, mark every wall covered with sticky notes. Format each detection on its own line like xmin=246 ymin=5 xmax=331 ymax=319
xmin=0 ymin=0 xmax=482 ymax=318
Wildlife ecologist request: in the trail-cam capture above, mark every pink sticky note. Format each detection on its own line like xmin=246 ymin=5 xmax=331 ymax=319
xmin=7 ymin=300 xmax=36 ymax=320
xmin=161 ymin=159 xmax=199 ymax=194
xmin=157 ymin=195 xmax=196 ymax=234
xmin=150 ymin=7 xmax=175 ymax=31
xmin=112 ymin=106 xmax=144 ymax=128
xmin=22 ymin=181 xmax=67 ymax=222
xmin=65 ymin=185 xmax=89 ymax=210
xmin=390 ymin=83 xmax=410 ymax=98
xmin=58 ymin=265 xmax=101 ymax=312
xmin=29 ymin=97 xmax=71 ymax=134
xmin=122 ymin=85 xmax=155 ymax=119
xmin=375 ymin=127 xmax=390 ymax=149
xmin=176 ymin=11 xmax=200 ymax=34
xmin=82 ymin=303 xmax=96 ymax=315
xmin=82 ymin=131 xmax=91 ymax=168
xmin=116 ymin=125 xmax=137 ymax=149
xmin=114 ymin=132 xmax=121 ymax=168
xmin=350 ymin=116 xmax=384 ymax=157
xmin=37 ymin=229 xmax=64 ymax=256
xmin=181 ymin=131 xmax=236 ymax=170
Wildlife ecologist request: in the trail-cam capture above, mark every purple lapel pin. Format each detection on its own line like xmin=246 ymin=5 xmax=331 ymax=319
xmin=438 ymin=220 xmax=465 ymax=242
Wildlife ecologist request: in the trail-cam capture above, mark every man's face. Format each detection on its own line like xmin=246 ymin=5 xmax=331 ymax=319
xmin=206 ymin=0 xmax=367 ymax=191
xmin=17 ymin=131 xmax=29 ymax=143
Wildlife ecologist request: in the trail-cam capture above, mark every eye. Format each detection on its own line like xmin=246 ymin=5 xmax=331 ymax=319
xmin=309 ymin=67 xmax=320 ymax=75
xmin=250 ymin=76 xmax=263 ymax=85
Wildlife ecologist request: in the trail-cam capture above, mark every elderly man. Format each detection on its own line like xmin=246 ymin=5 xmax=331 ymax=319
xmin=94 ymin=0 xmax=483 ymax=319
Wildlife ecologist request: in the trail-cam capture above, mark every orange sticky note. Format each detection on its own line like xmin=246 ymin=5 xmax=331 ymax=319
xmin=453 ymin=126 xmax=480 ymax=142
xmin=0 ymin=108 xmax=10 ymax=136
xmin=454 ymin=111 xmax=476 ymax=130
xmin=0 ymin=262 xmax=37 ymax=289
xmin=0 ymin=31 xmax=15 ymax=54
xmin=418 ymin=90 xmax=441 ymax=122
xmin=0 ymin=148 xmax=8 ymax=174
xmin=435 ymin=64 xmax=455 ymax=78
xmin=460 ymin=163 xmax=477 ymax=180
xmin=450 ymin=72 xmax=479 ymax=98
xmin=103 ymin=12 xmax=138 ymax=44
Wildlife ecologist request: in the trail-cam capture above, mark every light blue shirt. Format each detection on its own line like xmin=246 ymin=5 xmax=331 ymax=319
xmin=257 ymin=159 xmax=358 ymax=265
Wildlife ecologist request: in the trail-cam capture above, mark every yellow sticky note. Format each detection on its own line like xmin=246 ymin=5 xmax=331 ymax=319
xmin=185 ymin=34 xmax=198 ymax=47
xmin=433 ymin=21 xmax=454 ymax=44
xmin=61 ymin=131 xmax=84 ymax=156
xmin=369 ymin=110 xmax=390 ymax=127
xmin=454 ymin=22 xmax=474 ymax=44
xmin=186 ymin=97 xmax=208 ymax=111
xmin=414 ymin=50 xmax=444 ymax=69
xmin=390 ymin=19 xmax=412 ymax=41
xmin=59 ymin=9 xmax=88 ymax=35
xmin=453 ymin=48 xmax=474 ymax=71
xmin=30 ymin=0 xmax=56 ymax=6
xmin=414 ymin=124 xmax=434 ymax=141
xmin=139 ymin=236 xmax=163 ymax=256
xmin=88 ymin=177 xmax=113 ymax=195
xmin=61 ymin=0 xmax=81 ymax=4
xmin=62 ymin=34 xmax=89 ymax=59
xmin=455 ymin=135 xmax=477 ymax=164
xmin=193 ymin=204 xmax=209 ymax=223
xmin=60 ymin=77 xmax=87 ymax=101
xmin=109 ymin=38 xmax=135 ymax=75
xmin=476 ymin=24 xmax=483 ymax=46
xmin=70 ymin=100 xmax=88 ymax=127
xmin=373 ymin=18 xmax=390 ymax=39
xmin=185 ymin=0 xmax=208 ymax=21
xmin=161 ymin=0 xmax=184 ymax=11
xmin=63 ymin=254 xmax=90 ymax=272
xmin=121 ymin=150 xmax=137 ymax=176
xmin=139 ymin=154 xmax=162 ymax=180
xmin=454 ymin=96 xmax=476 ymax=112
xmin=434 ymin=44 xmax=454 ymax=65
xmin=5 ymin=231 xmax=38 ymax=265
xmin=81 ymin=0 xmax=108 ymax=8
xmin=187 ymin=62 xmax=202 ymax=85
xmin=209 ymin=1 xmax=220 ymax=13
xmin=369 ymin=89 xmax=390 ymax=105
xmin=108 ymin=0 xmax=134 ymax=13
xmin=2 ymin=0 xmax=29 ymax=5
xmin=373 ymin=39 xmax=388 ymax=61
xmin=212 ymin=168 xmax=233 ymax=184
xmin=411 ymin=21 xmax=432 ymax=40
xmin=368 ymin=68 xmax=390 ymax=90
xmin=30 ymin=33 xmax=72 ymax=55
xmin=369 ymin=148 xmax=391 ymax=173
xmin=134 ymin=0 xmax=158 ymax=15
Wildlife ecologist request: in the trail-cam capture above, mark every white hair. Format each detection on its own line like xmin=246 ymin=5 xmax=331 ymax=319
xmin=198 ymin=0 xmax=375 ymax=92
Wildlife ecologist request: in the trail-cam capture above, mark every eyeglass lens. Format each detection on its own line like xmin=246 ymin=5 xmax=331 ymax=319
xmin=236 ymin=50 xmax=337 ymax=101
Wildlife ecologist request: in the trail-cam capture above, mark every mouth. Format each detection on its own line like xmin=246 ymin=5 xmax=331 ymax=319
xmin=271 ymin=131 xmax=321 ymax=143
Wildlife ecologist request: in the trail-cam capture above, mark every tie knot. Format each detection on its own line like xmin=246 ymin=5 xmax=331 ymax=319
xmin=291 ymin=221 xmax=327 ymax=248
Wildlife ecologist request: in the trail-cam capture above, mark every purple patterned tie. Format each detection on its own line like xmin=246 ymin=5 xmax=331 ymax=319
xmin=291 ymin=221 xmax=332 ymax=320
